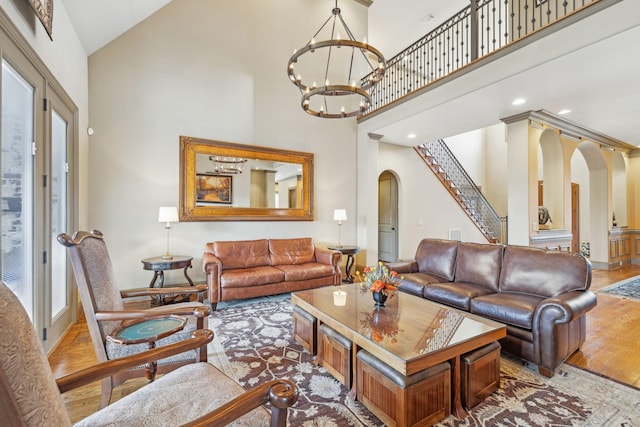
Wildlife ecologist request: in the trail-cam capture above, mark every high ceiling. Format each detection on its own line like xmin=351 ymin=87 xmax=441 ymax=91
xmin=60 ymin=0 xmax=640 ymax=148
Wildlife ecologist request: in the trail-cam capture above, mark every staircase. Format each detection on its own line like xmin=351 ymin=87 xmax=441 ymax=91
xmin=415 ymin=141 xmax=506 ymax=243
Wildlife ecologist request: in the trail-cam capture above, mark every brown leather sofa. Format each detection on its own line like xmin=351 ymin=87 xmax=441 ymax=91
xmin=203 ymin=238 xmax=342 ymax=310
xmin=385 ymin=238 xmax=596 ymax=377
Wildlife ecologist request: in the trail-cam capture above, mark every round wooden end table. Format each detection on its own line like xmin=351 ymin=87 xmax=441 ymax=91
xmin=328 ymin=245 xmax=360 ymax=283
xmin=141 ymin=255 xmax=194 ymax=305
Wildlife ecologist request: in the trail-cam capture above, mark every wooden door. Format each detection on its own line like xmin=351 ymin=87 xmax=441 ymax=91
xmin=571 ymin=183 xmax=580 ymax=253
xmin=378 ymin=171 xmax=398 ymax=262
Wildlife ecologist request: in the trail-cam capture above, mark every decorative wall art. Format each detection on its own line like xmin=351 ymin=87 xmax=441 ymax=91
xmin=196 ymin=174 xmax=232 ymax=204
xmin=27 ymin=0 xmax=53 ymax=39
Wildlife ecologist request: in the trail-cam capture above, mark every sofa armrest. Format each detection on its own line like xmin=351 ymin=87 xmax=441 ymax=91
xmin=383 ymin=260 xmax=418 ymax=274
xmin=535 ymin=290 xmax=597 ymax=325
xmin=534 ymin=290 xmax=597 ymax=373
xmin=202 ymin=253 xmax=222 ymax=306
xmin=315 ymin=247 xmax=342 ymax=266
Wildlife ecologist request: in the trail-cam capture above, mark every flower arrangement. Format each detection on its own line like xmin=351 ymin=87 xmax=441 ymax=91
xmin=355 ymin=261 xmax=402 ymax=298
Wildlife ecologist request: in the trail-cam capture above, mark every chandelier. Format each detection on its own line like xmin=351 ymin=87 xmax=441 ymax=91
xmin=287 ymin=0 xmax=386 ymax=118
xmin=209 ymin=156 xmax=247 ymax=174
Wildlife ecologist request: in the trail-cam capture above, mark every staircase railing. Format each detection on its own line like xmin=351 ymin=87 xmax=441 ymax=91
xmin=416 ymin=140 xmax=507 ymax=243
xmin=361 ymin=0 xmax=606 ymax=116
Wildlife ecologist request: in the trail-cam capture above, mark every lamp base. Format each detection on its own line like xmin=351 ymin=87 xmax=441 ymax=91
xmin=161 ymin=253 xmax=173 ymax=260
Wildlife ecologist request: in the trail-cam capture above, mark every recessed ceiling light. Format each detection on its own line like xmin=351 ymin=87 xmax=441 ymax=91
xmin=558 ymin=109 xmax=571 ymax=115
xmin=512 ymin=98 xmax=526 ymax=106
xmin=407 ymin=133 xmax=417 ymax=139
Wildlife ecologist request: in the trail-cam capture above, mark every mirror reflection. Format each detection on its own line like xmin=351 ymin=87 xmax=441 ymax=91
xmin=180 ymin=136 xmax=314 ymax=221
xmin=195 ymin=154 xmax=304 ymax=208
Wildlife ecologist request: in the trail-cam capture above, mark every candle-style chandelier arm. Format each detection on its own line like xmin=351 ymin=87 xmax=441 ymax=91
xmin=287 ymin=0 xmax=386 ymax=119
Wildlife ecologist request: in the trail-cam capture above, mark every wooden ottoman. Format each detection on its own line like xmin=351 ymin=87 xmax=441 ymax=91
xmin=293 ymin=305 xmax=317 ymax=354
xmin=461 ymin=341 xmax=501 ymax=408
xmin=357 ymin=349 xmax=451 ymax=427
xmin=317 ymin=324 xmax=352 ymax=387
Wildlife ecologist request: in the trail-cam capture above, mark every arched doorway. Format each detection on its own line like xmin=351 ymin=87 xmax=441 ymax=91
xmin=572 ymin=141 xmax=608 ymax=263
xmin=378 ymin=171 xmax=398 ymax=262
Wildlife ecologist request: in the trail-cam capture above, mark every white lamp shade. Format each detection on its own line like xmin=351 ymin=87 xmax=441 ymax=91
xmin=158 ymin=206 xmax=179 ymax=223
xmin=333 ymin=209 xmax=347 ymax=221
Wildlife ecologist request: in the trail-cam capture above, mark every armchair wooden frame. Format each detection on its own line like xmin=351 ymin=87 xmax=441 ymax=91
xmin=56 ymin=330 xmax=298 ymax=426
xmin=0 ymin=277 xmax=299 ymax=427
xmin=57 ymin=230 xmax=211 ymax=408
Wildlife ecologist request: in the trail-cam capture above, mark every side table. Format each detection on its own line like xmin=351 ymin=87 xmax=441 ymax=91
xmin=327 ymin=245 xmax=360 ymax=283
xmin=141 ymin=255 xmax=194 ymax=305
xmin=108 ymin=315 xmax=187 ymax=381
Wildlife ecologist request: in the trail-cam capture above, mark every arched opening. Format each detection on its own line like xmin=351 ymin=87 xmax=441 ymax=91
xmin=538 ymin=129 xmax=564 ymax=230
xmin=573 ymin=141 xmax=608 ymax=263
xmin=612 ymin=152 xmax=627 ymax=227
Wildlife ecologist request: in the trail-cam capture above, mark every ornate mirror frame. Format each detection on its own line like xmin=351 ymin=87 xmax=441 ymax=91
xmin=179 ymin=136 xmax=314 ymax=221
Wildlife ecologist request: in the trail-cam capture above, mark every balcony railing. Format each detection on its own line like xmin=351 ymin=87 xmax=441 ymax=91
xmin=361 ymin=0 xmax=604 ymax=116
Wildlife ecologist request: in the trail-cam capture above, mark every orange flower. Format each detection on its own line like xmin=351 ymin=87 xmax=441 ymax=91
xmin=356 ymin=262 xmax=402 ymax=297
xmin=370 ymin=280 xmax=385 ymax=292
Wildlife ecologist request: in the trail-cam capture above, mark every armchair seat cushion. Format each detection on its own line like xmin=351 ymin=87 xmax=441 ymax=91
xmin=422 ymin=282 xmax=494 ymax=311
xmin=75 ymin=362 xmax=270 ymax=427
xmin=276 ymin=263 xmax=335 ymax=281
xmin=221 ymin=266 xmax=284 ymax=288
xmin=470 ymin=292 xmax=543 ymax=329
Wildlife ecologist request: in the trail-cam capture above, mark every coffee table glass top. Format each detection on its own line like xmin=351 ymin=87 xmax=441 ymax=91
xmin=292 ymin=284 xmax=505 ymax=362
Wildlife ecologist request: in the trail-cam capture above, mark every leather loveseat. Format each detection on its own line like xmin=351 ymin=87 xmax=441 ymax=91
xmin=203 ymin=238 xmax=342 ymax=310
xmin=385 ymin=238 xmax=596 ymax=377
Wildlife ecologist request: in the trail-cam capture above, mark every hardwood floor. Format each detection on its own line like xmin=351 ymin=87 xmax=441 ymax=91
xmin=48 ymin=265 xmax=640 ymax=423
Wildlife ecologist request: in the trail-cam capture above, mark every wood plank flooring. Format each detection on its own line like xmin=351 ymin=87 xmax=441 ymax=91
xmin=48 ymin=265 xmax=640 ymax=423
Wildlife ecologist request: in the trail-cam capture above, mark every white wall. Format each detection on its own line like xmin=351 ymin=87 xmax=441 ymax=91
xmin=377 ymin=141 xmax=486 ymax=261
xmin=446 ymin=129 xmax=485 ymax=188
xmin=446 ymin=124 xmax=508 ymax=217
xmin=88 ymin=0 xmax=365 ymax=287
xmin=1 ymin=0 xmax=89 ymax=229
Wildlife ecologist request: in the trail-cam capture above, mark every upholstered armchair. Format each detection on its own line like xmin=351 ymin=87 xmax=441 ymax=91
xmin=0 ymin=281 xmax=298 ymax=426
xmin=57 ymin=229 xmax=211 ymax=408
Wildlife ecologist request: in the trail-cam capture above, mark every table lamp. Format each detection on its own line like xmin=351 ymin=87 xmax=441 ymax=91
xmin=333 ymin=208 xmax=347 ymax=247
xmin=158 ymin=206 xmax=179 ymax=259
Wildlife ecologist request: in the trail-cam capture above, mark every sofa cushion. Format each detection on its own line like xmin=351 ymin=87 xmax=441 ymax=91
xmin=415 ymin=239 xmax=458 ymax=281
xmin=269 ymin=238 xmax=315 ymax=266
xmin=398 ymin=272 xmax=450 ymax=297
xmin=499 ymin=246 xmax=591 ymax=298
xmin=455 ymin=242 xmax=503 ymax=291
xmin=470 ymin=292 xmax=543 ymax=329
xmin=220 ymin=266 xmax=284 ymax=288
xmin=276 ymin=263 xmax=334 ymax=281
xmin=209 ymin=239 xmax=271 ymax=270
xmin=422 ymin=282 xmax=495 ymax=311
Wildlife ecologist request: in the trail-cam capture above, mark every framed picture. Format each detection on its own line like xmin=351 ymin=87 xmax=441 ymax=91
xmin=196 ymin=174 xmax=232 ymax=204
xmin=27 ymin=0 xmax=54 ymax=39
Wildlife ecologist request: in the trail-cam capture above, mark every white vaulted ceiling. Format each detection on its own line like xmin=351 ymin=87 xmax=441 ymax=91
xmin=60 ymin=0 xmax=640 ymax=147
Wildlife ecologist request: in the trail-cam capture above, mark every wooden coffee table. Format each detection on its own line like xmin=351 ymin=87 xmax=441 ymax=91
xmin=291 ymin=284 xmax=506 ymax=423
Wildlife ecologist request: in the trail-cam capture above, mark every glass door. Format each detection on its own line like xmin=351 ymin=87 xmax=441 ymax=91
xmin=1 ymin=60 xmax=36 ymax=322
xmin=1 ymin=36 xmax=77 ymax=350
xmin=47 ymin=95 xmax=74 ymax=349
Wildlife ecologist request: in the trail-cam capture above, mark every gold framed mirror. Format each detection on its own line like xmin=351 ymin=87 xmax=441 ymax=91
xmin=179 ymin=136 xmax=314 ymax=221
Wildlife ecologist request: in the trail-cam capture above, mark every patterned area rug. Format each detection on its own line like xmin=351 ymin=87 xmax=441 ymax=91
xmin=598 ymin=275 xmax=640 ymax=301
xmin=208 ymin=297 xmax=640 ymax=426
